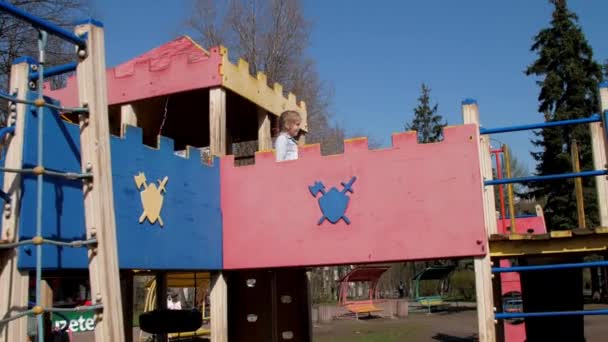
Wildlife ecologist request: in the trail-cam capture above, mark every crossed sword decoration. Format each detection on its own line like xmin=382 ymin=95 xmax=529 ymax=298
xmin=134 ymin=173 xmax=168 ymax=226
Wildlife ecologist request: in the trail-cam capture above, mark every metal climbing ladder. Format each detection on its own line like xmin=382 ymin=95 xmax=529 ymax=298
xmin=467 ymin=85 xmax=608 ymax=341
xmin=0 ymin=3 xmax=124 ymax=342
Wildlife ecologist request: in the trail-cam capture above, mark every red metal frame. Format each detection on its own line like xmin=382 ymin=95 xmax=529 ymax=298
xmin=337 ymin=266 xmax=389 ymax=306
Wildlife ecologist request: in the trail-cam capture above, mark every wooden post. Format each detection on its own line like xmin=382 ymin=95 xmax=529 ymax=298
xmin=74 ymin=21 xmax=125 ymax=342
xmin=155 ymin=272 xmax=168 ymax=342
xmin=306 ymin=270 xmax=313 ymax=341
xmin=257 ymin=107 xmax=272 ymax=151
xmin=571 ymin=140 xmax=586 ymax=228
xmin=209 ymin=87 xmax=229 ymax=341
xmin=502 ymin=145 xmax=516 ymax=232
xmin=41 ymin=279 xmax=54 ymax=337
xmin=535 ymin=204 xmax=547 ymax=230
xmin=120 ymin=104 xmax=138 ymax=137
xmin=210 ymin=272 xmax=228 ymax=342
xmin=593 ymin=84 xmax=608 ymax=227
xmin=0 ymin=60 xmax=30 ymax=342
xmin=209 ymin=88 xmax=227 ymax=156
xmin=121 ymin=271 xmax=134 ymax=342
xmin=462 ymin=99 xmax=497 ymax=342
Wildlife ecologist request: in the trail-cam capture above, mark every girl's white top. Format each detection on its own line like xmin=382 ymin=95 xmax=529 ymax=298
xmin=275 ymin=132 xmax=298 ymax=161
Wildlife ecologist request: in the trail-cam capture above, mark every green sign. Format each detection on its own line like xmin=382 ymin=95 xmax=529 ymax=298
xmin=51 ymin=310 xmax=96 ymax=333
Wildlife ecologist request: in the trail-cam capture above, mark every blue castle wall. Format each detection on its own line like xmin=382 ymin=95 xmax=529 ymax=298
xmin=17 ymin=93 xmax=222 ymax=270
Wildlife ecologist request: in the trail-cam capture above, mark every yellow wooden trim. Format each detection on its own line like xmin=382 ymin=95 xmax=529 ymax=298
xmin=344 ymin=137 xmax=368 ymax=143
xmin=594 ymin=227 xmax=608 ymax=234
xmin=300 ymin=143 xmax=321 ymax=150
xmin=550 ymin=230 xmax=572 ymax=238
xmin=508 ymin=234 xmax=526 ymax=241
xmin=489 ymin=234 xmax=608 ymax=257
xmin=218 ymin=46 xmax=308 ymax=131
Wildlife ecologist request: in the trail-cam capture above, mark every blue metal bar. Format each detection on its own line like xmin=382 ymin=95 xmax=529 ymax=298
xmin=47 ymin=304 xmax=103 ymax=313
xmin=0 ymin=309 xmax=35 ymax=326
xmin=479 ymin=114 xmax=601 ymax=135
xmin=0 ymin=238 xmax=97 ymax=250
xmin=0 ymin=166 xmax=92 ymax=180
xmin=492 ymin=260 xmax=608 ymax=273
xmin=484 ymin=170 xmax=608 ymax=186
xmin=496 ymin=309 xmax=608 ymax=319
xmin=29 ymin=62 xmax=77 ymax=81
xmin=0 ymin=189 xmax=10 ymax=203
xmin=0 ymin=2 xmax=86 ymax=48
xmin=0 ymin=90 xmax=19 ymax=103
xmin=499 ymin=214 xmax=537 ymax=219
xmin=0 ymin=90 xmax=88 ymax=114
xmin=0 ymin=126 xmax=15 ymax=139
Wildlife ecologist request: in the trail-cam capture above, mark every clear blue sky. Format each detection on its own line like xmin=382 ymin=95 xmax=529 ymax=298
xmin=91 ymin=0 xmax=608 ymax=173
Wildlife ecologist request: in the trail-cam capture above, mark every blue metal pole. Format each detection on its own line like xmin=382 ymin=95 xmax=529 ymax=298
xmin=34 ymin=30 xmax=47 ymax=342
xmin=484 ymin=169 xmax=608 ymax=186
xmin=492 ymin=260 xmax=608 ymax=273
xmin=479 ymin=114 xmax=601 ymax=135
xmin=496 ymin=308 xmax=608 ymax=319
xmin=0 ymin=189 xmax=10 ymax=203
xmin=29 ymin=62 xmax=77 ymax=81
xmin=0 ymin=126 xmax=15 ymax=140
xmin=0 ymin=1 xmax=86 ymax=48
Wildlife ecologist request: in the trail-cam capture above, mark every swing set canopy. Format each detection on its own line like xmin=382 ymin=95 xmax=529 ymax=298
xmin=338 ymin=265 xmax=391 ymax=283
xmin=412 ymin=265 xmax=456 ymax=281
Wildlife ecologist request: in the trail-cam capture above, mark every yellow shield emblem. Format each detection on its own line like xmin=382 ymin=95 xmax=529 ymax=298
xmin=134 ymin=173 xmax=168 ymax=227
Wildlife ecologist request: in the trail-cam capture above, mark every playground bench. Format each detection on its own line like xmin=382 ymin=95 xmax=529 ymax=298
xmin=345 ymin=302 xmax=383 ymax=315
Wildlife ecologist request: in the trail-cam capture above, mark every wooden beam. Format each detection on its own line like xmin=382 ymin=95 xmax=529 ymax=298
xmin=490 ymin=233 xmax=608 ymax=257
xmin=257 ymin=107 xmax=272 ymax=151
xmin=298 ymin=133 xmax=306 ymax=146
xmin=571 ymin=140 xmax=586 ymax=228
xmin=593 ymin=85 xmax=608 ymax=226
xmin=0 ymin=60 xmax=30 ymax=342
xmin=75 ymin=22 xmax=125 ymax=342
xmin=210 ymin=272 xmax=227 ymax=342
xmin=41 ymin=279 xmax=54 ymax=336
xmin=155 ymin=272 xmax=168 ymax=342
xmin=120 ymin=104 xmax=138 ymax=137
xmin=209 ymin=88 xmax=227 ymax=156
xmin=306 ymin=270 xmax=313 ymax=341
xmin=462 ymin=99 xmax=497 ymax=342
xmin=121 ymin=271 xmax=134 ymax=342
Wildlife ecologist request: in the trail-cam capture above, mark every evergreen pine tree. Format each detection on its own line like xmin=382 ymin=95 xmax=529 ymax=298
xmin=406 ymin=83 xmax=447 ymax=143
xmin=525 ymin=0 xmax=602 ymax=229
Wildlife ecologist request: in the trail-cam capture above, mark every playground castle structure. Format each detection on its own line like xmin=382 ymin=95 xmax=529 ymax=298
xmin=2 ymin=3 xmax=608 ymax=342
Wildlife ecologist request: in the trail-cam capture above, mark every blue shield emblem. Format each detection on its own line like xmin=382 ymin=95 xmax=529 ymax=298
xmin=309 ymin=176 xmax=357 ymax=225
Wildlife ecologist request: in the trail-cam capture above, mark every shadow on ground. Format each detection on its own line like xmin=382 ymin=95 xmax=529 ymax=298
xmin=432 ymin=333 xmax=478 ymax=341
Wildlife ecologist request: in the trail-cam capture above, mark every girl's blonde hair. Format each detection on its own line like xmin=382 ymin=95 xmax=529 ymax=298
xmin=278 ymin=110 xmax=301 ymax=132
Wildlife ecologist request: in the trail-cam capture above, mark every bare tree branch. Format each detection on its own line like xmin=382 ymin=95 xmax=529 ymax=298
xmin=0 ymin=0 xmax=90 ymax=126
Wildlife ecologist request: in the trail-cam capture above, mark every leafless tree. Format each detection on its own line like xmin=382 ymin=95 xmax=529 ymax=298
xmin=0 ymin=0 xmax=90 ymax=125
xmin=185 ymin=0 xmax=351 ymax=155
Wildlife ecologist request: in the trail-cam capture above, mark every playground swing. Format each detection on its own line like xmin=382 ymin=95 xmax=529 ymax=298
xmin=337 ymin=265 xmax=389 ymax=319
xmin=138 ymin=272 xmax=211 ymax=342
xmin=411 ymin=264 xmax=456 ymax=312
